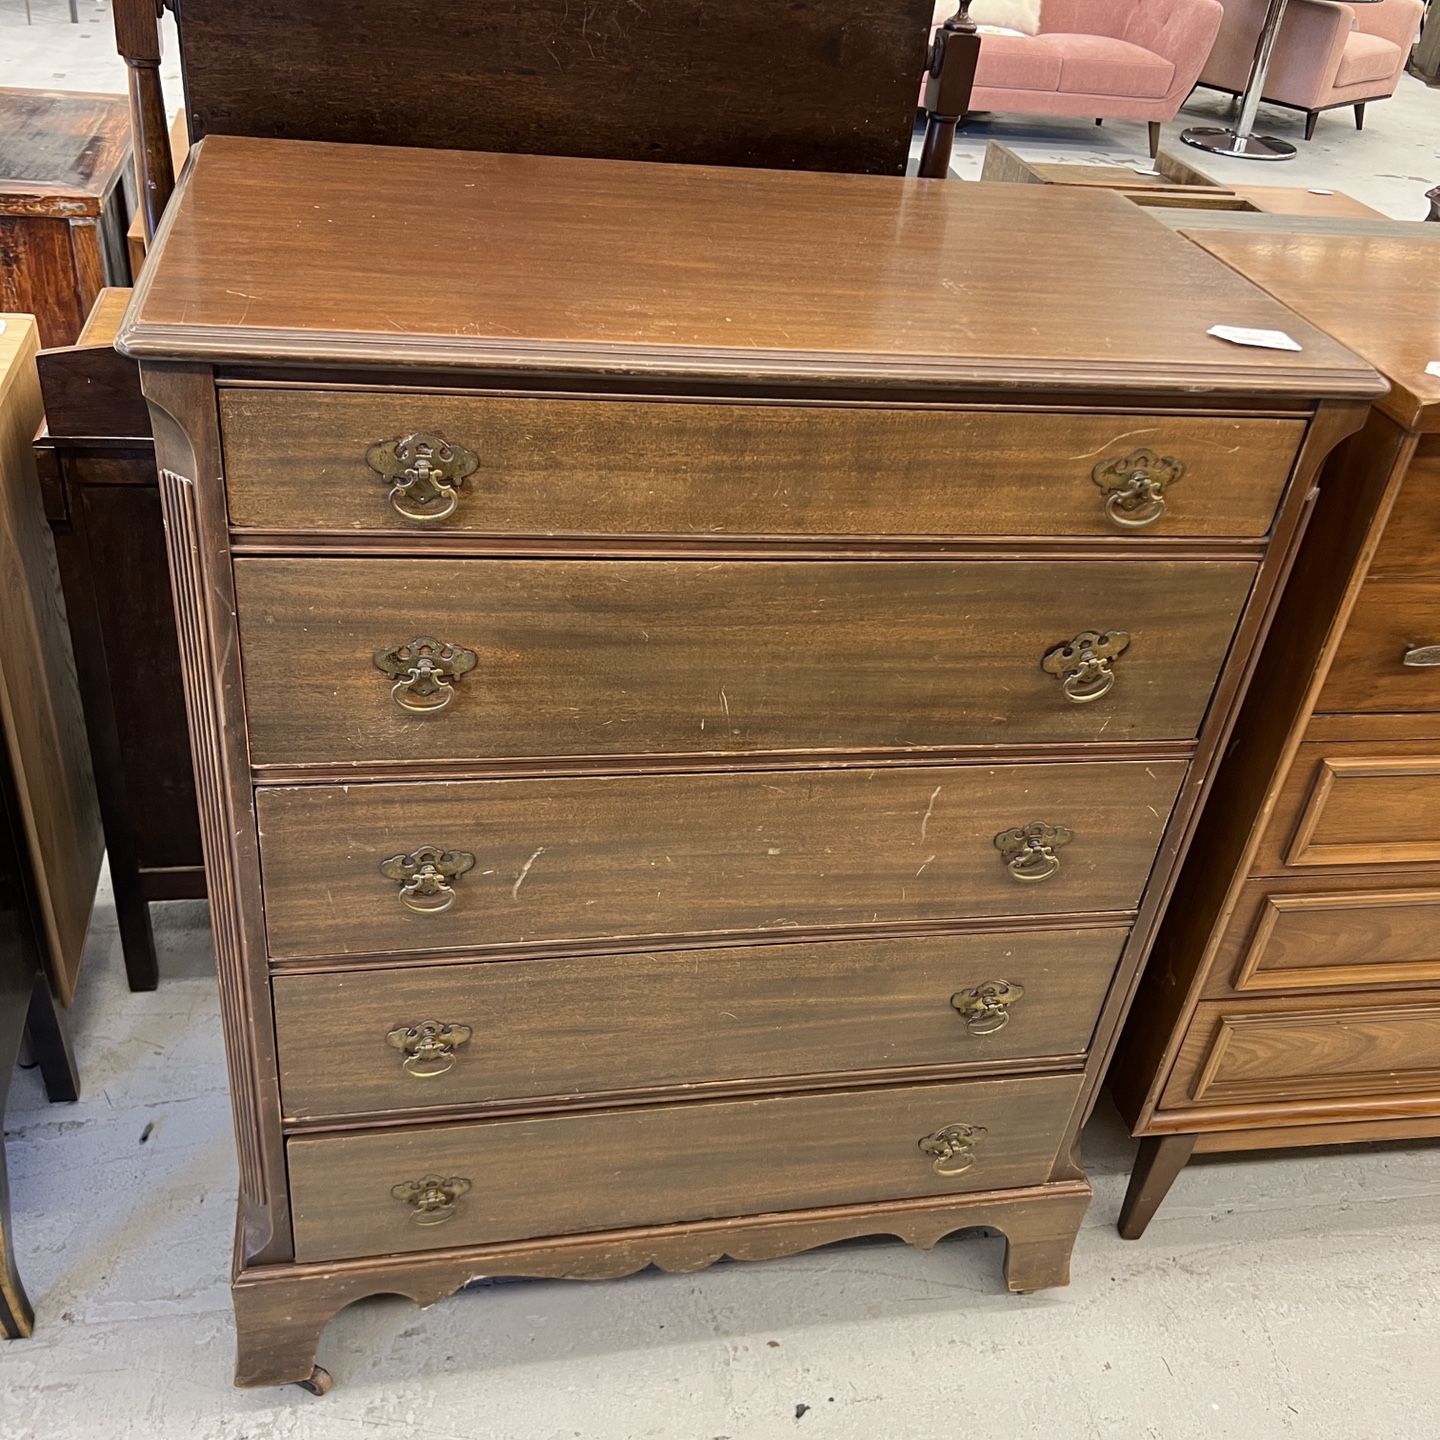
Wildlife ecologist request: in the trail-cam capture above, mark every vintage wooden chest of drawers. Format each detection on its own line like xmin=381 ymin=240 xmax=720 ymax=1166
xmin=1111 ymin=226 xmax=1440 ymax=1236
xmin=118 ymin=136 xmax=1380 ymax=1389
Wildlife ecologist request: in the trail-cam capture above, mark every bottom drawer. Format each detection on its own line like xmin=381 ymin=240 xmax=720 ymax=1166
xmin=1163 ymin=991 xmax=1440 ymax=1109
xmin=287 ymin=1073 xmax=1082 ymax=1262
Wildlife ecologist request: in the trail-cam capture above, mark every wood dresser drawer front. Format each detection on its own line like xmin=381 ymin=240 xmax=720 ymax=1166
xmin=256 ymin=761 xmax=1185 ymax=961
xmin=286 ymin=1072 xmax=1084 ymax=1262
xmin=1163 ymin=994 xmax=1440 ymax=1108
xmin=236 ymin=557 xmax=1255 ymax=765
xmin=1227 ymin=883 xmax=1440 ymax=994
xmin=273 ymin=928 xmax=1126 ymax=1120
xmin=1268 ymin=748 xmax=1440 ymax=871
xmin=219 ymin=390 xmax=1303 ymax=539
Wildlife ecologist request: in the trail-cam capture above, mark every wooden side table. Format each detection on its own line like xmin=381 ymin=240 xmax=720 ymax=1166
xmin=0 ymin=313 xmax=103 ymax=1338
xmin=0 ymin=89 xmax=134 ymax=348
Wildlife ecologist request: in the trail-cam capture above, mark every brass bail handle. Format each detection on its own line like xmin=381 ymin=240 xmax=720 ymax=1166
xmin=1403 ymin=645 xmax=1440 ymax=668
xmin=919 ymin=1124 xmax=987 ymax=1177
xmin=391 ymin=1174 xmax=472 ymax=1226
xmin=379 ymin=846 xmax=477 ymax=914
xmin=365 ymin=431 xmax=480 ymax=525
xmin=386 ymin=1020 xmax=474 ymax=1078
xmin=373 ymin=637 xmax=479 ymax=715
xmin=1042 ymin=630 xmax=1131 ymax=706
xmin=1092 ymin=449 xmax=1185 ymax=532
xmin=952 ymin=979 xmax=1025 ymax=1035
xmin=994 ymin=822 xmax=1072 ymax=883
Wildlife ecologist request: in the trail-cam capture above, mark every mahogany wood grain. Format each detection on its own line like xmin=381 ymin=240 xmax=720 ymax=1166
xmin=287 ymin=1073 xmax=1082 ymax=1263
xmin=1204 ymin=874 xmax=1440 ymax=998
xmin=273 ymin=928 xmax=1125 ymax=1122
xmin=1161 ymin=991 xmax=1440 ymax=1109
xmin=0 ymin=316 xmax=102 ymax=1006
xmin=256 ymin=760 xmax=1186 ymax=962
xmin=1189 ymin=228 xmax=1440 ymax=432
xmin=171 ymin=0 xmax=933 ymax=177
xmin=118 ymin=139 xmax=1381 ymax=398
xmin=219 ymin=389 xmax=1304 ymax=541
xmin=236 ymin=557 xmax=1254 ymax=765
xmin=231 ymin=1180 xmax=1093 ymax=1386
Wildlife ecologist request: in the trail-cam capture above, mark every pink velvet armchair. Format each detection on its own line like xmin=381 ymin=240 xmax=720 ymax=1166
xmin=1197 ymin=0 xmax=1423 ymax=138
xmin=965 ymin=0 xmax=1224 ymax=156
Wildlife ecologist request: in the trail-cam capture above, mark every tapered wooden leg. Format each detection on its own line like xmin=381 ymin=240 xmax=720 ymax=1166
xmin=1353 ymin=102 xmax=1366 ymax=131
xmin=1148 ymin=120 xmax=1161 ymax=158
xmin=1304 ymin=110 xmax=1319 ymax=141
xmin=24 ymin=977 xmax=78 ymax=1105
xmin=0 ymin=1138 xmax=35 ymax=1339
xmin=1118 ymin=1134 xmax=1197 ymax=1239
xmin=1095 ymin=117 xmax=1103 ymax=125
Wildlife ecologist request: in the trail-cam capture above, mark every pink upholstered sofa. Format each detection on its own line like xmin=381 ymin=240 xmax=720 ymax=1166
xmin=964 ymin=0 xmax=1225 ymax=156
xmin=1197 ymin=0 xmax=1423 ymax=139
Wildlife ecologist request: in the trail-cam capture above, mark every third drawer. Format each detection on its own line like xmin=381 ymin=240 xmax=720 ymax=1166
xmin=273 ymin=927 xmax=1126 ymax=1121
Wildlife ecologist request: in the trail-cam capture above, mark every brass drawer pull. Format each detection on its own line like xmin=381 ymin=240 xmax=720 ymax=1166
xmin=952 ymin=979 xmax=1025 ymax=1035
xmin=1403 ymin=645 xmax=1440 ymax=668
xmin=366 ymin=430 xmax=479 ymax=523
xmin=994 ymin=822 xmax=1071 ymax=883
xmin=386 ymin=1020 xmax=474 ymax=1077
xmin=1092 ymin=448 xmax=1185 ymax=530
xmin=379 ymin=845 xmax=477 ymax=913
xmin=919 ymin=1123 xmax=987 ymax=1177
xmin=373 ymin=636 xmax=478 ymax=714
xmin=391 ymin=1174 xmax=472 ymax=1226
xmin=1042 ymin=629 xmax=1130 ymax=704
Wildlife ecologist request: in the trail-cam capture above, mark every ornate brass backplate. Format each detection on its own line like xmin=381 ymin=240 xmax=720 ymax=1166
xmin=951 ymin=979 xmax=1025 ymax=1035
xmin=1092 ymin=448 xmax=1185 ymax=530
xmin=1042 ymin=629 xmax=1131 ymax=704
xmin=390 ymin=1174 xmax=472 ymax=1225
xmin=994 ymin=822 xmax=1072 ymax=883
xmin=378 ymin=845 xmax=477 ymax=913
xmin=365 ymin=430 xmax=479 ymax=523
xmin=373 ymin=636 xmax=478 ymax=714
xmin=385 ymin=1020 xmax=474 ymax=1078
xmin=919 ymin=1123 xmax=988 ymax=1176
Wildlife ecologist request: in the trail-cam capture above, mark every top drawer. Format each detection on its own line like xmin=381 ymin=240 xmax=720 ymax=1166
xmin=218 ymin=389 xmax=1303 ymax=540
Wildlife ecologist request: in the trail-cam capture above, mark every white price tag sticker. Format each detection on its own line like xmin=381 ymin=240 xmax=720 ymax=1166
xmin=1208 ymin=324 xmax=1302 ymax=352
xmin=1425 ymin=361 xmax=1440 ymax=379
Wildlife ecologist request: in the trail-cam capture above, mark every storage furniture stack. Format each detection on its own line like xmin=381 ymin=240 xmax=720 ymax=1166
xmin=117 ymin=135 xmax=1380 ymax=1389
xmin=0 ymin=313 xmax=105 ymax=1338
xmin=1112 ymin=224 xmax=1440 ymax=1236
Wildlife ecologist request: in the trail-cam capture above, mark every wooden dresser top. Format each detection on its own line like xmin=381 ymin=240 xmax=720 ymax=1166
xmin=119 ymin=135 xmax=1381 ymax=398
xmin=1187 ymin=228 xmax=1440 ymax=432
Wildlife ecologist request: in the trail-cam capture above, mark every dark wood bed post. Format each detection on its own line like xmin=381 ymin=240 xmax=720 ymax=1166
xmin=918 ymin=0 xmax=980 ymax=179
xmin=114 ymin=0 xmax=175 ymax=241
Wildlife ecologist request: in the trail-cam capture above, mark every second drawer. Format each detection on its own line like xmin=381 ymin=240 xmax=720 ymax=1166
xmin=256 ymin=761 xmax=1186 ymax=961
xmin=234 ymin=557 xmax=1255 ymax=765
xmin=273 ymin=927 xmax=1126 ymax=1120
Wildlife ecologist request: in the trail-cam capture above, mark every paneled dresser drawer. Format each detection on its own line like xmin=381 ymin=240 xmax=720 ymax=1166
xmin=1161 ymin=992 xmax=1440 ymax=1109
xmin=220 ymin=388 xmax=1305 ymax=539
xmin=273 ymin=928 xmax=1126 ymax=1121
xmin=287 ymin=1073 xmax=1085 ymax=1263
xmin=236 ymin=557 xmax=1254 ymax=764
xmin=122 ymin=136 xmax=1378 ymax=1386
xmin=256 ymin=761 xmax=1187 ymax=961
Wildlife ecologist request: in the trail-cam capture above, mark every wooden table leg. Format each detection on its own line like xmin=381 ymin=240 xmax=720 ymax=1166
xmin=25 ymin=976 xmax=79 ymax=1104
xmin=1118 ymin=1134 xmax=1197 ymax=1239
xmin=0 ymin=1136 xmax=35 ymax=1340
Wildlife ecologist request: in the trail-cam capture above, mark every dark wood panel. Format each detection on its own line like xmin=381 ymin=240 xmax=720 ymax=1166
xmin=219 ymin=389 xmax=1305 ymax=540
xmin=236 ymin=557 xmax=1254 ymax=765
xmin=0 ymin=89 xmax=131 ymax=209
xmin=273 ymin=928 xmax=1125 ymax=1120
xmin=0 ymin=217 xmax=85 ymax=350
xmin=1205 ymin=873 xmax=1440 ymax=997
xmin=256 ymin=761 xmax=1187 ymax=961
xmin=175 ymin=0 xmax=933 ymax=177
xmin=286 ymin=1073 xmax=1082 ymax=1262
xmin=119 ymin=138 xmax=1382 ymax=397
xmin=1162 ymin=992 xmax=1440 ymax=1108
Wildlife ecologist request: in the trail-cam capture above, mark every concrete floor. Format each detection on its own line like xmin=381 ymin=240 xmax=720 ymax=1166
xmin=4 ymin=5 xmax=1440 ymax=1437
